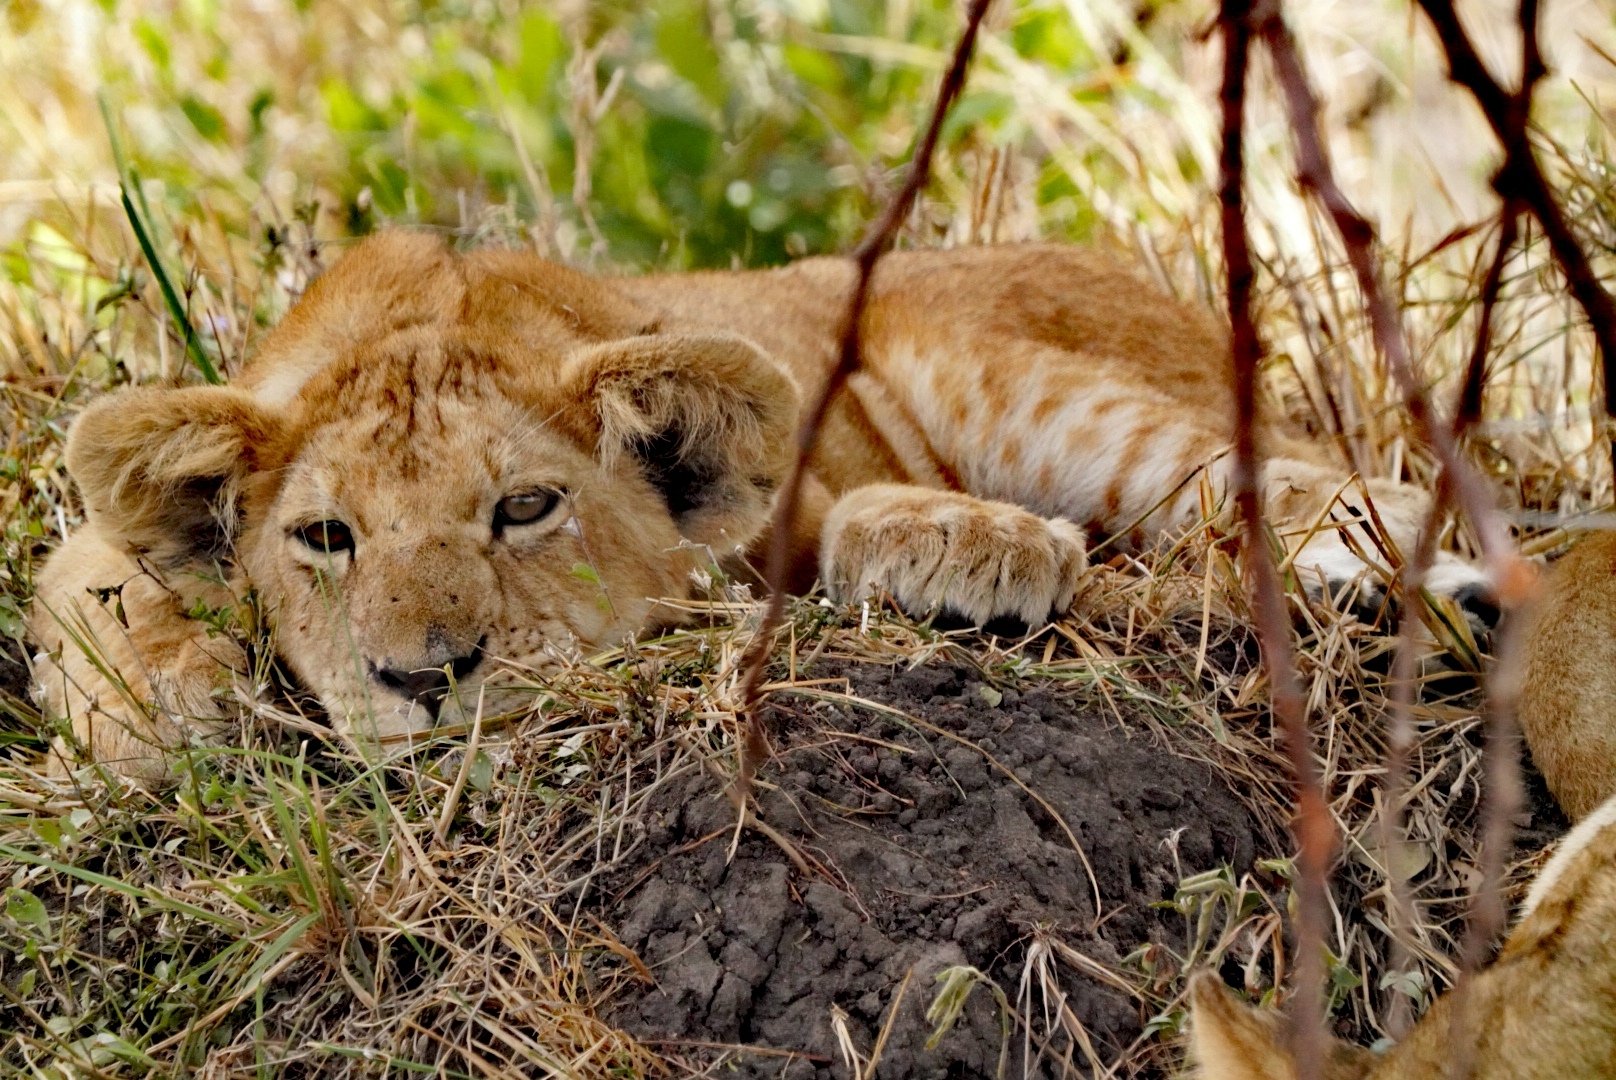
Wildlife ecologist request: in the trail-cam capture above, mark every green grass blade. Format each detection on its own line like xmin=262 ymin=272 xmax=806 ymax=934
xmin=98 ymin=95 xmax=222 ymax=385
xmin=0 ymin=842 xmax=245 ymax=931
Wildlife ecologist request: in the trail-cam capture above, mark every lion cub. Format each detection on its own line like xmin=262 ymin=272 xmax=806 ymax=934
xmin=28 ymin=232 xmax=1490 ymax=776
xmin=1188 ymin=788 xmax=1616 ymax=1078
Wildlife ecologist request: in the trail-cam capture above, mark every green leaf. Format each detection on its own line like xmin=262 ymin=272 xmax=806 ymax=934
xmin=515 ymin=11 xmax=564 ymax=101
xmin=570 ymin=562 xmax=600 ymax=585
xmin=180 ymin=95 xmax=227 ymax=141
xmin=0 ymin=596 xmax=25 ymax=638
xmin=100 ymin=96 xmax=222 ymax=385
xmin=468 ymin=750 xmax=493 ymax=794
xmin=132 ymin=16 xmax=170 ymax=71
xmin=5 ymin=888 xmax=49 ymax=934
xmin=655 ymin=0 xmax=726 ymax=107
xmin=321 ymin=78 xmax=386 ymax=132
xmin=783 ymin=42 xmax=844 ymax=91
xmin=65 ymin=806 xmax=94 ymax=838
xmin=647 ymin=116 xmax=714 ymax=178
xmin=0 ymin=842 xmax=245 ymax=931
xmin=32 ymin=818 xmax=60 ymax=847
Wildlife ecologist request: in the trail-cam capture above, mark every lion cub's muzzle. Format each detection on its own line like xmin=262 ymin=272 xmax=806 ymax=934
xmin=367 ymin=634 xmax=486 ymax=721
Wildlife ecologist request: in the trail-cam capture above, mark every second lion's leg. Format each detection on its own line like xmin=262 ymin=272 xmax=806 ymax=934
xmin=821 ymin=484 xmax=1087 ymax=626
xmin=1262 ymin=456 xmax=1495 ymax=629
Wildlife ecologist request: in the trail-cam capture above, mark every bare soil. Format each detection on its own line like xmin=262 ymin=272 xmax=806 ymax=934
xmin=595 ymin=660 xmax=1263 ymax=1078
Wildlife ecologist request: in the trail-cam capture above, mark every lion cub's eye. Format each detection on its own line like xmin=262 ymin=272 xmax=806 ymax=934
xmin=295 ymin=520 xmax=355 ymax=554
xmin=494 ymin=489 xmax=564 ymax=532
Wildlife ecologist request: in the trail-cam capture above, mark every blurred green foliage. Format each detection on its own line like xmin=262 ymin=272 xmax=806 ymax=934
xmin=52 ymin=0 xmax=1151 ymax=271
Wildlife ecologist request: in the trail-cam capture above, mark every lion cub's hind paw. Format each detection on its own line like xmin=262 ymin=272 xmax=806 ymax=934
xmin=822 ymin=485 xmax=1087 ymax=628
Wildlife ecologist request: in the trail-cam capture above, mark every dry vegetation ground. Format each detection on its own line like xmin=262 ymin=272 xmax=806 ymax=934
xmin=6 ymin=0 xmax=1616 ymax=1076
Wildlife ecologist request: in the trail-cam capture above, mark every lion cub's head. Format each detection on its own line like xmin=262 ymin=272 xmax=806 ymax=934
xmin=65 ymin=232 xmax=797 ymax=750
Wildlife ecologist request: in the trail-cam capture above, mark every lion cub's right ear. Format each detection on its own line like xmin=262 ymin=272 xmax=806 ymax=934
xmin=1186 ymin=974 xmax=1377 ymax=1080
xmin=67 ymin=386 xmax=284 ymax=564
xmin=1187 ymin=974 xmax=1298 ymax=1080
xmin=561 ymin=333 xmax=799 ymax=549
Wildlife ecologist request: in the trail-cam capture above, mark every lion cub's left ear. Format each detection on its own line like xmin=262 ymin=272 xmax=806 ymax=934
xmin=563 ymin=334 xmax=799 ymax=548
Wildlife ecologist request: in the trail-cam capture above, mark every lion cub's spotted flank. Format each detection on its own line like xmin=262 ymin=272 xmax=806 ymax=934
xmin=29 ymin=231 xmax=1488 ymax=776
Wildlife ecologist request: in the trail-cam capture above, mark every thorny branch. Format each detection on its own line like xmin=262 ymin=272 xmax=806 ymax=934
xmin=1415 ymin=0 xmax=1616 ymax=480
xmin=1216 ymin=2 xmax=1331 ymax=1072
xmin=732 ymin=0 xmax=995 ymax=802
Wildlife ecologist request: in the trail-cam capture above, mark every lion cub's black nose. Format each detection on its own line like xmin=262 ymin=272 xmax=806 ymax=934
xmin=372 ymin=640 xmax=484 ymax=719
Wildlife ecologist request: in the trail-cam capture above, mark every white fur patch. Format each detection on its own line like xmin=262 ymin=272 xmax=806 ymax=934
xmin=1422 ymin=555 xmax=1491 ymax=598
xmin=880 ymin=342 xmax=1222 ymax=531
xmin=1290 ymin=534 xmax=1382 ymax=599
xmin=251 ymin=363 xmax=323 ymax=408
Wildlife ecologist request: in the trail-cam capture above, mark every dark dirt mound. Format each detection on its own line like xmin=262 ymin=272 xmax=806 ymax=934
xmin=595 ymin=661 xmax=1263 ymax=1078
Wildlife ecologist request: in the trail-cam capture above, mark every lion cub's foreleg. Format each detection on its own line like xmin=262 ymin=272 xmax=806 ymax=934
xmin=28 ymin=527 xmax=247 ymax=781
xmin=821 ymin=484 xmax=1087 ymax=626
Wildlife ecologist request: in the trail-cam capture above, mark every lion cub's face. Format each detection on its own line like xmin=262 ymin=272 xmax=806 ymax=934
xmin=243 ymin=336 xmax=694 ymax=741
xmin=67 ymin=312 xmax=797 ymax=753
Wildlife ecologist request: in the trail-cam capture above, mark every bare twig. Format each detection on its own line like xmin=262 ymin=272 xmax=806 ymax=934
xmin=1257 ymin=11 xmax=1530 ymax=605
xmin=1378 ymin=508 xmax=1441 ymax=1038
xmin=1218 ymin=1 xmax=1332 ymax=1071
xmin=1257 ymin=8 xmax=1547 ymax=1069
xmin=434 ymin=686 xmax=486 ymax=848
xmin=1456 ymin=209 xmax=1521 ymax=435
xmin=1380 ymin=202 xmax=1518 ymax=1037
xmin=1446 ymin=619 xmax=1527 ymax=1080
xmin=1415 ymin=0 xmax=1616 ymax=481
xmin=731 ymin=0 xmax=996 ymax=804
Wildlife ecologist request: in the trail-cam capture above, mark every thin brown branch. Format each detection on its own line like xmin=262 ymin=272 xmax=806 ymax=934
xmin=1252 ymin=49 xmax=1539 ymax=1051
xmin=1257 ymin=10 xmax=1531 ymax=607
xmin=1456 ymin=208 xmax=1520 ymax=435
xmin=1446 ymin=618 xmax=1527 ymax=1080
xmin=1416 ymin=0 xmax=1616 ymax=481
xmin=1378 ymin=500 xmax=1441 ymax=1038
xmin=1218 ymin=1 xmax=1331 ymax=1072
xmin=731 ymin=0 xmax=996 ymax=804
xmin=1428 ymin=10 xmax=1535 ymax=1078
xmin=1380 ymin=202 xmax=1518 ymax=1037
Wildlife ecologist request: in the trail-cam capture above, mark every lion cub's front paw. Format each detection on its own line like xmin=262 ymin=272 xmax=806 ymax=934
xmin=822 ymin=484 xmax=1087 ymax=626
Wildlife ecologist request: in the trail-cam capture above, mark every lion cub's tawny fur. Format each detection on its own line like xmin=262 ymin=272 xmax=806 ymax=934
xmin=1518 ymin=530 xmax=1616 ymax=820
xmin=29 ymin=232 xmax=1483 ymax=776
xmin=1187 ymin=789 xmax=1616 ymax=1078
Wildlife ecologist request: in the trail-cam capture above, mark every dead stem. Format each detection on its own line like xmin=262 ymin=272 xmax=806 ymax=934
xmin=1258 ymin=8 xmax=1530 ymax=605
xmin=1378 ymin=201 xmax=1521 ymax=1037
xmin=1218 ymin=2 xmax=1333 ymax=1071
xmin=732 ymin=0 xmax=996 ymax=805
xmin=1415 ymin=0 xmax=1616 ymax=482
xmin=1446 ymin=614 xmax=1528 ymax=1080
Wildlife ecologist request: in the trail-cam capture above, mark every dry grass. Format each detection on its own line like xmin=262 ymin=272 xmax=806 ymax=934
xmin=6 ymin=0 xmax=1616 ymax=1075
